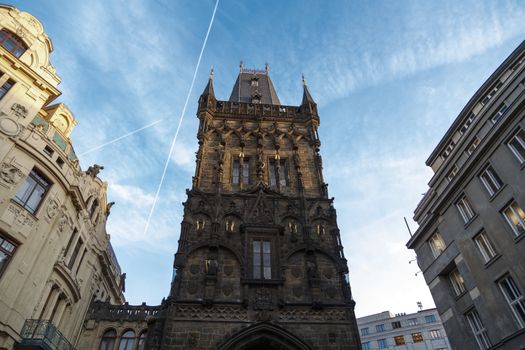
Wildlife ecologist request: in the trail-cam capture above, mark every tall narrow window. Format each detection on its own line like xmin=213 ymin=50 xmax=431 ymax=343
xmin=0 ymin=29 xmax=27 ymax=58
xmin=232 ymin=159 xmax=240 ymax=184
xmin=479 ymin=166 xmax=503 ymax=196
xmin=242 ymin=157 xmax=250 ymax=185
xmin=449 ymin=268 xmax=467 ymax=296
xmin=118 ymin=330 xmax=135 ymax=350
xmin=253 ymin=240 xmax=271 ymax=279
xmin=68 ymin=238 xmax=83 ymax=269
xmin=98 ymin=329 xmax=116 ymax=350
xmin=269 ymin=159 xmax=287 ymax=188
xmin=456 ymin=196 xmax=475 ymax=223
xmin=474 ymin=232 xmax=497 ymax=263
xmin=499 ymin=276 xmax=525 ymax=328
xmin=491 ymin=102 xmax=509 ymax=124
xmin=465 ymin=309 xmax=491 ymax=350
xmin=0 ymin=235 xmax=16 ymax=278
xmin=502 ymin=201 xmax=525 ymax=236
xmin=269 ymin=160 xmax=277 ymax=187
xmin=508 ymin=129 xmax=525 ymax=163
xmin=428 ymin=231 xmax=446 ymax=258
xmin=138 ymin=332 xmax=147 ymax=350
xmin=0 ymin=79 xmax=14 ymax=100
xmin=14 ymin=169 xmax=50 ymax=214
xmin=429 ymin=329 xmax=441 ymax=339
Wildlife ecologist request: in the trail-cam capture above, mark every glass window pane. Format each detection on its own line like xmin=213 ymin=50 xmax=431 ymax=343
xmin=263 ymin=241 xmax=271 ymax=253
xmin=25 ymin=185 xmax=46 ymax=212
xmin=263 ymin=266 xmax=271 ymax=279
xmin=15 ymin=176 xmax=37 ymax=204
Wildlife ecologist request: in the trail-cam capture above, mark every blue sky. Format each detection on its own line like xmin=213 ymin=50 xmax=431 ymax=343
xmin=11 ymin=0 xmax=525 ymax=317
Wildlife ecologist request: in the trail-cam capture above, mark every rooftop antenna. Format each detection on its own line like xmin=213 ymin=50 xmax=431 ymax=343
xmin=404 ymin=217 xmax=413 ymax=237
xmin=417 ymin=301 xmax=423 ymax=311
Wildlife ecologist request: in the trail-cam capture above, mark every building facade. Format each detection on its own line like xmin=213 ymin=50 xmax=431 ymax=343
xmin=357 ymin=309 xmax=450 ymax=350
xmin=407 ymin=40 xmax=525 ymax=349
xmin=141 ymin=67 xmax=361 ymax=350
xmin=0 ymin=5 xmax=124 ymax=350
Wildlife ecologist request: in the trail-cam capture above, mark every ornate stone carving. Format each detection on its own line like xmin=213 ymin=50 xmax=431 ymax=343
xmin=253 ymin=288 xmax=273 ymax=311
xmin=0 ymin=162 xmax=23 ymax=187
xmin=0 ymin=117 xmax=20 ymax=137
xmin=46 ymin=199 xmax=59 ymax=219
xmin=85 ymin=164 xmax=104 ymax=177
xmin=58 ymin=214 xmax=70 ymax=233
xmin=174 ymin=305 xmax=248 ymax=321
xmin=11 ymin=103 xmax=28 ymax=118
xmin=7 ymin=203 xmax=35 ymax=227
xmin=278 ymin=308 xmax=347 ymax=322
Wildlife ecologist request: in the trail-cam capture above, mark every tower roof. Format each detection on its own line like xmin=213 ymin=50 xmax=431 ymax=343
xmin=229 ymin=65 xmax=281 ymax=105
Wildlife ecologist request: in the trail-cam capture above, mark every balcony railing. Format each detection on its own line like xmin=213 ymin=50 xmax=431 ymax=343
xmin=19 ymin=319 xmax=74 ymax=350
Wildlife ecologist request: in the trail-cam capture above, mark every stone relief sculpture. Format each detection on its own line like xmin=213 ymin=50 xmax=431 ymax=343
xmin=0 ymin=162 xmax=24 ymax=187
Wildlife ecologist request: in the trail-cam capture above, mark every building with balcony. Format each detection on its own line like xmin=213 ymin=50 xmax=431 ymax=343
xmin=357 ymin=308 xmax=450 ymax=350
xmin=0 ymin=5 xmax=124 ymax=350
xmin=407 ymin=40 xmax=525 ymax=349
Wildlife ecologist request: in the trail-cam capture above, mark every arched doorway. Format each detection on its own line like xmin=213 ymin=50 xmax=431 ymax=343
xmin=217 ymin=322 xmax=312 ymax=350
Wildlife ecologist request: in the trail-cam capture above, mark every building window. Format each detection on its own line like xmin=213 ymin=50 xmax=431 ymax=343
xmin=407 ymin=318 xmax=418 ymax=326
xmin=411 ymin=332 xmax=423 ymax=343
xmin=375 ymin=324 xmax=385 ymax=332
xmin=498 ymin=275 xmax=525 ymax=328
xmin=0 ymin=235 xmax=16 ymax=278
xmin=391 ymin=321 xmax=401 ymax=329
xmin=466 ymin=137 xmax=481 ymax=156
xmin=118 ymin=330 xmax=135 ymax=350
xmin=456 ymin=195 xmax=475 ymax=223
xmin=449 ymin=268 xmax=467 ymax=296
xmin=232 ymin=159 xmax=240 ymax=184
xmin=268 ymin=158 xmax=288 ymax=188
xmin=251 ymin=78 xmax=259 ymax=87
xmin=232 ymin=157 xmax=250 ymax=186
xmin=441 ymin=140 xmax=456 ymax=160
xmin=446 ymin=164 xmax=458 ymax=181
xmin=460 ymin=112 xmax=477 ymax=134
xmin=479 ymin=166 xmax=503 ymax=196
xmin=377 ymin=339 xmax=387 ymax=349
xmin=360 ymin=327 xmax=369 ymax=336
xmin=0 ymin=29 xmax=27 ymax=58
xmin=138 ymin=332 xmax=147 ymax=350
xmin=68 ymin=238 xmax=83 ymax=269
xmin=361 ymin=342 xmax=371 ymax=350
xmin=253 ymin=240 xmax=271 ymax=279
xmin=474 ymin=231 xmax=497 ymax=263
xmin=425 ymin=314 xmax=437 ymax=323
xmin=481 ymin=80 xmax=504 ymax=105
xmin=98 ymin=329 xmax=117 ymax=350
xmin=465 ymin=309 xmax=491 ymax=350
xmin=507 ymin=129 xmax=525 ymax=164
xmin=429 ymin=329 xmax=441 ymax=339
xmin=502 ymin=201 xmax=525 ymax=237
xmin=0 ymin=79 xmax=14 ymax=100
xmin=491 ymin=102 xmax=509 ymax=124
xmin=394 ymin=335 xmax=405 ymax=345
xmin=428 ymin=231 xmax=446 ymax=258
xmin=14 ymin=169 xmax=51 ymax=214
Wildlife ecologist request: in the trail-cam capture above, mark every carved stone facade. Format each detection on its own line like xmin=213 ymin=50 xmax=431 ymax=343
xmin=144 ymin=68 xmax=361 ymax=349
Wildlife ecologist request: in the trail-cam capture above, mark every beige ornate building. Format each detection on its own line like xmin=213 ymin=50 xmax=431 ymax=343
xmin=0 ymin=5 xmax=124 ymax=350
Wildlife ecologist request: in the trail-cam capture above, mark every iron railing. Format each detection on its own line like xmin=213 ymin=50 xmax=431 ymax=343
xmin=19 ymin=319 xmax=74 ymax=350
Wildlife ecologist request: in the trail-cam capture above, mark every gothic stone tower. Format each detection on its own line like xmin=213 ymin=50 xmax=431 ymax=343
xmin=146 ymin=66 xmax=361 ymax=350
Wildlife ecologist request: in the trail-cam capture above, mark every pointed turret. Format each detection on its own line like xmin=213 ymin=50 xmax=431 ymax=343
xmin=300 ymin=75 xmax=318 ymax=115
xmin=198 ymin=67 xmax=216 ymax=111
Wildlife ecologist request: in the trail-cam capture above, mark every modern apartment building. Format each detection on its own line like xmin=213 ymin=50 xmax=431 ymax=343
xmin=407 ymin=40 xmax=525 ymax=349
xmin=357 ymin=309 xmax=450 ymax=350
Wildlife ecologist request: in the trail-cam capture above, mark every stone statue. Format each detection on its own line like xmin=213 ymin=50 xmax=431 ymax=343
xmin=86 ymin=164 xmax=104 ymax=177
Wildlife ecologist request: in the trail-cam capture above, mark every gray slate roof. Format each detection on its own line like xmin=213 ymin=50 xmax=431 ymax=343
xmin=229 ymin=69 xmax=281 ymax=105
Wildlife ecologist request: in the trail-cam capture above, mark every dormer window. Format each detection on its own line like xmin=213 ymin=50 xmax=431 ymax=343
xmin=0 ymin=29 xmax=27 ymax=58
xmin=251 ymin=91 xmax=262 ymax=104
xmin=251 ymin=78 xmax=259 ymax=87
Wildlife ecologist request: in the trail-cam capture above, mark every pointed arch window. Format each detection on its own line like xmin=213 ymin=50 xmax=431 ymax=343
xmin=98 ymin=329 xmax=117 ymax=350
xmin=118 ymin=330 xmax=135 ymax=350
xmin=138 ymin=332 xmax=147 ymax=350
xmin=0 ymin=29 xmax=27 ymax=58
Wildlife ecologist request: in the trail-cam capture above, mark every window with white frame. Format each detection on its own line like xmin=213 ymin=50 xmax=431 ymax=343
xmin=456 ymin=196 xmax=476 ymax=223
xmin=460 ymin=112 xmax=477 ymax=134
xmin=447 ymin=164 xmax=458 ymax=182
xmin=491 ymin=102 xmax=509 ymax=124
xmin=449 ymin=268 xmax=467 ymax=296
xmin=507 ymin=129 xmax=525 ymax=163
xmin=14 ymin=168 xmax=50 ymax=214
xmin=498 ymin=275 xmax=525 ymax=328
xmin=252 ymin=239 xmax=271 ymax=279
xmin=479 ymin=166 xmax=503 ymax=196
xmin=474 ymin=231 xmax=497 ymax=263
xmin=441 ymin=141 xmax=456 ymax=160
xmin=466 ymin=308 xmax=491 ymax=349
xmin=429 ymin=329 xmax=441 ymax=339
xmin=502 ymin=201 xmax=525 ymax=236
xmin=428 ymin=231 xmax=446 ymax=258
xmin=407 ymin=318 xmax=418 ymax=326
xmin=481 ymin=80 xmax=504 ymax=106
xmin=0 ymin=235 xmax=16 ymax=278
xmin=466 ymin=137 xmax=481 ymax=156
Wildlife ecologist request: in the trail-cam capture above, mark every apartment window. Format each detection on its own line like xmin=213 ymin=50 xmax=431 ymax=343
xmin=441 ymin=141 xmax=456 ymax=160
xmin=376 ymin=324 xmax=385 ymax=332
xmin=118 ymin=330 xmax=135 ymax=350
xmin=479 ymin=166 xmax=503 ymax=196
xmin=507 ymin=129 xmax=525 ymax=163
xmin=460 ymin=112 xmax=477 ymax=134
xmin=0 ymin=235 xmax=16 ymax=277
xmin=0 ymin=29 xmax=27 ymax=58
xmin=466 ymin=137 xmax=481 ymax=156
xmin=360 ymin=327 xmax=369 ymax=336
xmin=449 ymin=268 xmax=467 ymax=296
xmin=481 ymin=80 xmax=504 ymax=105
xmin=407 ymin=318 xmax=418 ymax=326
xmin=498 ymin=275 xmax=525 ymax=327
xmin=446 ymin=164 xmax=458 ymax=181
xmin=456 ymin=195 xmax=475 ymax=223
xmin=391 ymin=321 xmax=401 ymax=329
xmin=394 ymin=335 xmax=405 ymax=345
xmin=425 ymin=314 xmax=437 ymax=323
xmin=466 ymin=309 xmax=491 ymax=350
xmin=491 ymin=102 xmax=509 ymax=124
xmin=361 ymin=342 xmax=371 ymax=350
xmin=411 ymin=332 xmax=423 ymax=343
xmin=98 ymin=329 xmax=117 ymax=350
xmin=428 ymin=231 xmax=446 ymax=258
xmin=377 ymin=339 xmax=387 ymax=349
xmin=0 ymin=79 xmax=14 ymax=101
xmin=474 ymin=232 xmax=497 ymax=263
xmin=502 ymin=201 xmax=525 ymax=236
xmin=268 ymin=158 xmax=288 ymax=188
xmin=429 ymin=329 xmax=441 ymax=339
xmin=253 ymin=240 xmax=271 ymax=279
xmin=14 ymin=169 xmax=50 ymax=214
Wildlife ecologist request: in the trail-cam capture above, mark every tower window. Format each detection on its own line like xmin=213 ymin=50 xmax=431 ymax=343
xmin=251 ymin=78 xmax=259 ymax=87
xmin=0 ymin=29 xmax=27 ymax=58
xmin=253 ymin=240 xmax=271 ymax=279
xmin=232 ymin=157 xmax=250 ymax=185
xmin=14 ymin=168 xmax=51 ymax=214
xmin=269 ymin=158 xmax=288 ymax=188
